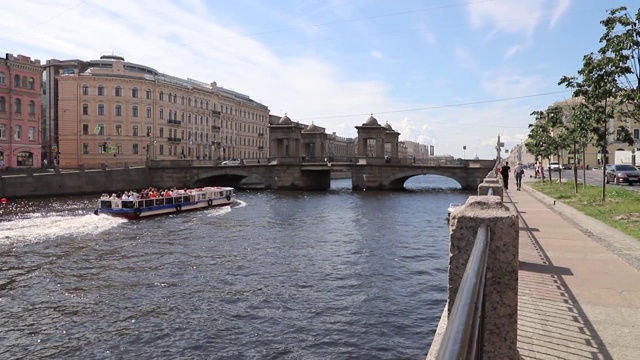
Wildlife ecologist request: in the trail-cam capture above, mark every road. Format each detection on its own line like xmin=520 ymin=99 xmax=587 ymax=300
xmin=532 ymin=168 xmax=640 ymax=191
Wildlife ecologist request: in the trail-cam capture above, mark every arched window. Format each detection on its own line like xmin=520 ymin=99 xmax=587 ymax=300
xmin=159 ymin=91 xmax=164 ymax=101
xmin=14 ymin=98 xmax=21 ymax=113
xmin=132 ymin=105 xmax=139 ymax=117
xmin=0 ymin=72 xmax=6 ymax=85
xmin=131 ymin=87 xmax=139 ymax=98
xmin=98 ymin=85 xmax=105 ymax=96
xmin=82 ymin=84 xmax=89 ymax=95
xmin=188 ymin=97 xmax=192 ymax=107
xmin=146 ymin=107 xmax=152 ymax=118
xmin=168 ymin=93 xmax=172 ymax=102
xmin=160 ymin=108 xmax=164 ymax=119
xmin=28 ymin=100 xmax=35 ymax=115
xmin=181 ymin=96 xmax=185 ymax=105
xmin=0 ymin=96 xmax=5 ymax=112
xmin=115 ymin=105 xmax=122 ymax=116
xmin=181 ymin=112 xmax=185 ymax=121
xmin=28 ymin=77 xmax=35 ymax=90
xmin=146 ymin=89 xmax=152 ymax=99
xmin=115 ymin=86 xmax=122 ymax=97
xmin=14 ymin=74 xmax=20 ymax=87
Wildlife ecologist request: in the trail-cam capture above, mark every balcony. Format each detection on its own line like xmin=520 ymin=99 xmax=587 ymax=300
xmin=168 ymin=119 xmax=182 ymax=126
xmin=211 ymin=125 xmax=221 ymax=131
xmin=258 ymin=146 xmax=264 ymax=150
xmin=211 ymin=110 xmax=221 ymax=116
xmin=258 ymin=132 xmax=264 ymax=137
xmin=167 ymin=137 xmax=182 ymax=143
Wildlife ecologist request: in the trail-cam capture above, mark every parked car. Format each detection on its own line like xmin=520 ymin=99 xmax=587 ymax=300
xmin=605 ymin=164 xmax=640 ymax=185
xmin=221 ymin=158 xmax=241 ymax=166
xmin=548 ymin=161 xmax=561 ymax=172
xmin=562 ymin=164 xmax=572 ymax=170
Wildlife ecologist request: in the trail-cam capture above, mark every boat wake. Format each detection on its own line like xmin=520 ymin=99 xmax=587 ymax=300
xmin=233 ymin=199 xmax=247 ymax=208
xmin=0 ymin=212 xmax=126 ymax=246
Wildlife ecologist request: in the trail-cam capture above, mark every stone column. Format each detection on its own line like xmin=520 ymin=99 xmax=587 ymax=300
xmin=477 ymin=175 xmax=503 ymax=201
xmin=448 ymin=196 xmax=519 ymax=359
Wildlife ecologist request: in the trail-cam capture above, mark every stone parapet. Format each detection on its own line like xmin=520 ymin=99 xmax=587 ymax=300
xmin=478 ymin=176 xmax=504 ymax=201
xmin=446 ymin=196 xmax=519 ymax=359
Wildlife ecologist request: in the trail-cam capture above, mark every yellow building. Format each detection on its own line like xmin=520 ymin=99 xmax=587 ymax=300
xmin=549 ymin=97 xmax=640 ymax=168
xmin=45 ymin=55 xmax=269 ymax=168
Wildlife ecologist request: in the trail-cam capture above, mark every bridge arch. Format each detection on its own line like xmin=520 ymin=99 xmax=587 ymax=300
xmin=384 ymin=168 xmax=468 ymax=189
xmin=191 ymin=168 xmax=268 ymax=188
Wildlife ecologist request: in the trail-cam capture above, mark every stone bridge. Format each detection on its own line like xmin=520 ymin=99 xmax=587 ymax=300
xmin=147 ymin=158 xmax=496 ymax=191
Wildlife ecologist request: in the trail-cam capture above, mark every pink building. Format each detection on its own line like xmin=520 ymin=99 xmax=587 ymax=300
xmin=0 ymin=53 xmax=44 ymax=168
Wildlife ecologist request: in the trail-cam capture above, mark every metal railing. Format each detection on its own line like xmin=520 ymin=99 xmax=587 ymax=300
xmin=436 ymin=223 xmax=491 ymax=360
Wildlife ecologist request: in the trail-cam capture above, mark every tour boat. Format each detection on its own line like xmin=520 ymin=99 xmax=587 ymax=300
xmin=447 ymin=203 xmax=462 ymax=222
xmin=94 ymin=186 xmax=235 ymax=219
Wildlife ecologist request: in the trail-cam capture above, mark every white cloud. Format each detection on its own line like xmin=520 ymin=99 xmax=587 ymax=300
xmin=371 ymin=50 xmax=384 ymax=59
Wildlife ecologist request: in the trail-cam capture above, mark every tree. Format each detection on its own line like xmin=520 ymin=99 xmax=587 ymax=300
xmin=561 ymin=103 xmax=594 ymax=193
xmin=527 ymin=110 xmax=555 ymax=183
xmin=559 ymin=6 xmax=640 ymax=200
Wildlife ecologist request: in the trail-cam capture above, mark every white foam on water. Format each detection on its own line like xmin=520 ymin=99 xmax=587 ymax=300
xmin=233 ymin=199 xmax=247 ymax=208
xmin=205 ymin=206 xmax=232 ymax=217
xmin=0 ymin=213 xmax=126 ymax=246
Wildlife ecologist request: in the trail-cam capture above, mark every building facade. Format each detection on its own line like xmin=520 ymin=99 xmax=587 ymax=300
xmin=0 ymin=53 xmax=44 ymax=168
xmin=45 ymin=55 xmax=270 ymax=169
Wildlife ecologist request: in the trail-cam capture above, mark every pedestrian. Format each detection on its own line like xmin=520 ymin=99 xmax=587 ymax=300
xmin=514 ymin=161 xmax=524 ymax=191
xmin=501 ymin=161 xmax=511 ymax=189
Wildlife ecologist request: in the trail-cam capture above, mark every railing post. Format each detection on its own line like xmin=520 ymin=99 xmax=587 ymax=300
xmin=447 ymin=196 xmax=519 ymax=359
xmin=478 ymin=173 xmax=503 ymax=201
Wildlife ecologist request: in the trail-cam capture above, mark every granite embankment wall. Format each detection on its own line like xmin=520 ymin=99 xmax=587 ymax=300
xmin=0 ymin=167 xmax=152 ymax=199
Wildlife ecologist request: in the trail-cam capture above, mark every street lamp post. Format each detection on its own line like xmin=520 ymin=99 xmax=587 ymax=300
xmin=463 ymin=145 xmax=466 ymax=159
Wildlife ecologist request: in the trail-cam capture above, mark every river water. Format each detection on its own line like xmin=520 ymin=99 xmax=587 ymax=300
xmin=0 ymin=176 xmax=470 ymax=359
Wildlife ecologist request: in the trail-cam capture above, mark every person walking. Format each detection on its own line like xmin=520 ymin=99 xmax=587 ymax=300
xmin=514 ymin=161 xmax=524 ymax=191
xmin=501 ymin=161 xmax=511 ymax=189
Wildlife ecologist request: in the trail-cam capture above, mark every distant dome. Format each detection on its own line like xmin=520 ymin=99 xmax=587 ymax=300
xmin=364 ymin=114 xmax=379 ymax=126
xmin=383 ymin=121 xmax=393 ymax=131
xmin=304 ymin=122 xmax=320 ymax=132
xmin=279 ymin=113 xmax=292 ymax=125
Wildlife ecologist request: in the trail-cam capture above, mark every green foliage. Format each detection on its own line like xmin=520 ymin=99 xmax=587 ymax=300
xmin=531 ymin=181 xmax=640 ymax=239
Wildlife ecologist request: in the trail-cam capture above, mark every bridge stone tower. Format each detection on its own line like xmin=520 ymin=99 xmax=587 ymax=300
xmin=268 ymin=114 xmax=304 ymax=164
xmin=301 ymin=122 xmax=327 ymax=160
xmin=355 ymin=115 xmax=400 ymax=163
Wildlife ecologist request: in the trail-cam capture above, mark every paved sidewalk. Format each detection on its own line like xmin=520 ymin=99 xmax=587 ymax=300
xmin=506 ymin=182 xmax=640 ymax=360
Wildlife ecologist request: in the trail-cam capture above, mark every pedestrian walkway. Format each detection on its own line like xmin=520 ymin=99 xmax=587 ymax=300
xmin=505 ymin=182 xmax=640 ymax=359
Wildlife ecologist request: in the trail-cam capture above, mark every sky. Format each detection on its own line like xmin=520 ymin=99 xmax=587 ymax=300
xmin=2 ymin=0 xmax=636 ymax=159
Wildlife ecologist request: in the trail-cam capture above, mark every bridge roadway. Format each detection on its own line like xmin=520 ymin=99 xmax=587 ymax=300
xmin=510 ymin=177 xmax=640 ymax=359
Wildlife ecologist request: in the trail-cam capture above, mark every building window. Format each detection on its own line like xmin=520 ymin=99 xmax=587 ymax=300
xmin=132 ymin=105 xmax=139 ymax=117
xmin=82 ymin=104 xmax=89 ymax=115
xmin=159 ymin=91 xmax=164 ymax=101
xmin=115 ymin=105 xmax=122 ymax=116
xmin=29 ymin=101 xmax=36 ymax=115
xmin=159 ymin=127 xmax=164 ymax=138
xmin=146 ymin=107 xmax=151 ymax=118
xmin=181 ymin=112 xmax=185 ymax=121
xmin=115 ymin=86 xmax=122 ymax=97
xmin=96 ymin=124 xmax=105 ymax=135
xmin=14 ymin=125 xmax=21 ymax=140
xmin=188 ymin=114 xmax=191 ymax=124
xmin=0 ymin=96 xmax=5 ymax=112
xmin=14 ymin=74 xmax=20 ymax=87
xmin=146 ymin=126 xmax=152 ymax=137
xmin=634 ymin=129 xmax=640 ymax=140
xmin=0 ymin=124 xmax=6 ymax=139
xmin=83 ymin=143 xmax=89 ymax=154
xmin=98 ymin=104 xmax=105 ymax=115
xmin=159 ymin=108 xmax=164 ymax=119
xmin=29 ymin=127 xmax=35 ymax=140
xmin=16 ymin=151 xmax=33 ymax=166
xmin=181 ymin=96 xmax=185 ymax=105
xmin=116 ymin=124 xmax=122 ymax=135
xmin=133 ymin=143 xmax=139 ymax=155
xmin=82 ymin=124 xmax=89 ymax=135
xmin=98 ymin=85 xmax=105 ymax=96
xmin=132 ymin=87 xmax=139 ymax=98
xmin=159 ymin=145 xmax=164 ymax=155
xmin=146 ymin=89 xmax=152 ymax=99
xmin=0 ymin=72 xmax=4 ymax=85
xmin=133 ymin=125 xmax=139 ymax=137
xmin=14 ymin=98 xmax=21 ymax=113
xmin=98 ymin=143 xmax=107 ymax=154
xmin=28 ymin=77 xmax=35 ymax=90
xmin=82 ymin=84 xmax=89 ymax=95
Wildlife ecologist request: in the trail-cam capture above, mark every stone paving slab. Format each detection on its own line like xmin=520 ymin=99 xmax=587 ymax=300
xmin=507 ymin=183 xmax=640 ymax=359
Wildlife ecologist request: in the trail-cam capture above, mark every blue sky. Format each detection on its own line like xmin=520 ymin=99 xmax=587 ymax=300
xmin=2 ymin=0 xmax=635 ymax=159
